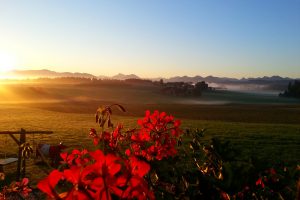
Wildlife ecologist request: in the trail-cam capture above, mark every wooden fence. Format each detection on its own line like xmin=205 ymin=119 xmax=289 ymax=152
xmin=0 ymin=129 xmax=53 ymax=180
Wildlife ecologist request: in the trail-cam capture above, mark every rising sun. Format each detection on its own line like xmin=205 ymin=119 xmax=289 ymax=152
xmin=0 ymin=52 xmax=17 ymax=73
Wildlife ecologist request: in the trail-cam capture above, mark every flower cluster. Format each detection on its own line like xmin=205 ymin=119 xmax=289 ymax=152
xmin=127 ymin=110 xmax=182 ymax=161
xmin=0 ymin=178 xmax=32 ymax=200
xmin=90 ymin=110 xmax=182 ymax=161
xmin=60 ymin=149 xmax=91 ymax=167
xmin=90 ymin=125 xmax=129 ymax=153
xmin=232 ymin=166 xmax=293 ymax=199
xmin=38 ymin=149 xmax=154 ymax=200
xmin=38 ymin=109 xmax=182 ymax=199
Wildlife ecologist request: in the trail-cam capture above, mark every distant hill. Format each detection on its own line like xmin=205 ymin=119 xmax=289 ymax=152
xmin=163 ymin=75 xmax=294 ymax=84
xmin=9 ymin=69 xmax=96 ymax=79
xmin=161 ymin=75 xmax=239 ymax=83
xmin=111 ymin=73 xmax=140 ymax=80
xmin=6 ymin=70 xmax=140 ymax=80
xmin=161 ymin=75 xmax=300 ymax=92
xmin=5 ymin=69 xmax=300 ymax=92
xmin=8 ymin=69 xmax=298 ymax=83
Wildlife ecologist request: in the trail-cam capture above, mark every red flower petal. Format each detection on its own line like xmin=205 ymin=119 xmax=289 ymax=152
xmin=60 ymin=152 xmax=68 ymax=162
xmin=21 ymin=177 xmax=29 ymax=186
xmin=125 ymin=149 xmax=131 ymax=156
xmin=37 ymin=170 xmax=63 ymax=198
xmin=64 ymin=167 xmax=81 ymax=184
xmin=130 ymin=157 xmax=150 ymax=177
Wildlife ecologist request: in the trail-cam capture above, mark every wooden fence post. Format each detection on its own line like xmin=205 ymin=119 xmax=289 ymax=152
xmin=16 ymin=128 xmax=26 ymax=181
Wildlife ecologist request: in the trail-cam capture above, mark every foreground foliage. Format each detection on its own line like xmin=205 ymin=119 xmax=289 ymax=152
xmin=1 ymin=105 xmax=299 ymax=199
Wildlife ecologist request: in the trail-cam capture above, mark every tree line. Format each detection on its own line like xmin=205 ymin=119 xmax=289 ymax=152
xmin=279 ymin=80 xmax=300 ymax=98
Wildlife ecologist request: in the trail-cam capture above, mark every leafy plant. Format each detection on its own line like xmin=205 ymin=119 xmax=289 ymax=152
xmin=2 ymin=104 xmax=299 ymax=199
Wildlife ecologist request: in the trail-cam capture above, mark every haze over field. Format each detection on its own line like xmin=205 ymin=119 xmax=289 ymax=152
xmin=2 ymin=69 xmax=299 ymax=94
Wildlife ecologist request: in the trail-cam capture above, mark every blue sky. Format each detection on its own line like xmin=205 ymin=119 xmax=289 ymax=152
xmin=0 ymin=0 xmax=299 ymax=78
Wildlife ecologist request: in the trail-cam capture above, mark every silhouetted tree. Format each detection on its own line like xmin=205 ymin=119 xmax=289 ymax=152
xmin=159 ymin=79 xmax=164 ymax=85
xmin=279 ymin=80 xmax=300 ymax=98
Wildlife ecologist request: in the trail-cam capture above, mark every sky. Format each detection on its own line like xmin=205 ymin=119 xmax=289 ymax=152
xmin=0 ymin=0 xmax=299 ymax=78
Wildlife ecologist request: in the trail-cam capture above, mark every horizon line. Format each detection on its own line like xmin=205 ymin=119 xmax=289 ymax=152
xmin=2 ymin=68 xmax=300 ymax=80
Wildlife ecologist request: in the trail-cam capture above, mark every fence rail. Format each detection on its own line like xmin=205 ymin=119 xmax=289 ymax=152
xmin=0 ymin=128 xmax=53 ymax=180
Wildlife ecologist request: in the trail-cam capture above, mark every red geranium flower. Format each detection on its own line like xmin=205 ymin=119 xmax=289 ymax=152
xmin=255 ymin=177 xmax=265 ymax=188
xmin=38 ymin=149 xmax=153 ymax=200
xmin=129 ymin=110 xmax=182 ymax=161
xmin=37 ymin=170 xmax=64 ymax=199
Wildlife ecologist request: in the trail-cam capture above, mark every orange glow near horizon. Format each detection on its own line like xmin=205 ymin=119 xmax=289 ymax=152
xmin=0 ymin=83 xmax=26 ymax=104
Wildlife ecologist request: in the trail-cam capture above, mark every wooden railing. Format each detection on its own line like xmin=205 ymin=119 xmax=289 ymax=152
xmin=0 ymin=129 xmax=53 ymax=180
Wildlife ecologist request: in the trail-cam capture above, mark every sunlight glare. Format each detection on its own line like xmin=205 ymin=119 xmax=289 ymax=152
xmin=0 ymin=52 xmax=17 ymax=73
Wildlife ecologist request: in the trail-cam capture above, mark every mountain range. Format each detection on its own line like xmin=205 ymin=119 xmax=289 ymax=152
xmin=162 ymin=75 xmax=296 ymax=84
xmin=8 ymin=69 xmax=96 ymax=79
xmin=5 ymin=69 xmax=299 ymax=90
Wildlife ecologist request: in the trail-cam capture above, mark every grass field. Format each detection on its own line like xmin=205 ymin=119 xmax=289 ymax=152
xmin=0 ymin=82 xmax=299 ymax=186
xmin=0 ymin=103 xmax=299 ymax=185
